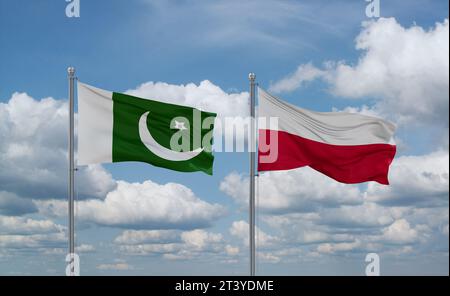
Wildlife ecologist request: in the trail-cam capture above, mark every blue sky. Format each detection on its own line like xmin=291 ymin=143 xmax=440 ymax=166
xmin=0 ymin=0 xmax=448 ymax=275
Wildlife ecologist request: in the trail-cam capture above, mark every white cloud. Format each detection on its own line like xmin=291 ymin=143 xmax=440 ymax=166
xmin=381 ymin=219 xmax=419 ymax=244
xmin=270 ymin=18 xmax=449 ymax=129
xmin=367 ymin=151 xmax=449 ymax=207
xmin=220 ymin=168 xmax=362 ymax=213
xmin=0 ymin=216 xmax=64 ymax=235
xmin=229 ymin=220 xmax=279 ymax=248
xmin=257 ymin=252 xmax=281 ymax=263
xmin=299 ymin=230 xmax=330 ymax=244
xmin=97 ymin=263 xmax=133 ymax=271
xmin=37 ymin=180 xmax=225 ymax=229
xmin=114 ymin=230 xmax=179 ymax=245
xmin=0 ymin=92 xmax=116 ymax=200
xmin=181 ymin=229 xmax=223 ymax=251
xmin=76 ymin=164 xmax=117 ymax=200
xmin=114 ymin=228 xmax=229 ymax=261
xmin=262 ymin=200 xmax=447 ymax=258
xmin=233 ymin=194 xmax=446 ymax=263
xmin=119 ymin=243 xmax=180 ymax=255
xmin=77 ymin=244 xmax=95 ymax=253
xmin=330 ymin=18 xmax=449 ymax=125
xmin=0 ymin=232 xmax=66 ymax=250
xmin=317 ymin=202 xmax=398 ymax=229
xmin=225 ymin=244 xmax=240 ymax=256
xmin=220 ymin=150 xmax=448 ymax=262
xmin=263 ymin=212 xmax=355 ymax=247
xmin=0 ymin=215 xmax=66 ymax=254
xmin=269 ymin=63 xmax=326 ymax=93
xmin=317 ymin=240 xmax=361 ymax=254
xmin=383 ymin=246 xmax=415 ymax=256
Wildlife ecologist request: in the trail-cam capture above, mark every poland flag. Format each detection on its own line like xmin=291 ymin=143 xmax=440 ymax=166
xmin=258 ymin=88 xmax=396 ymax=185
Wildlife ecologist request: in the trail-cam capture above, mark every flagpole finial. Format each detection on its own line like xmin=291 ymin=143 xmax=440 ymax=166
xmin=67 ymin=67 xmax=75 ymax=76
xmin=249 ymin=73 xmax=256 ymax=81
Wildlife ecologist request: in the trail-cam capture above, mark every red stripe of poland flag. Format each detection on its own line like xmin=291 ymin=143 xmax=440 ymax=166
xmin=257 ymin=89 xmax=396 ymax=185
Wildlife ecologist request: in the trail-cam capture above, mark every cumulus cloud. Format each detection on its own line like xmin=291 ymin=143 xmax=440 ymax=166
xmin=76 ymin=244 xmax=96 ymax=253
xmin=367 ymin=151 xmax=449 ymax=207
xmin=0 ymin=215 xmax=66 ymax=255
xmin=0 ymin=92 xmax=116 ymax=200
xmin=269 ymin=63 xmax=326 ymax=93
xmin=114 ymin=228 xmax=233 ymax=261
xmin=270 ymin=18 xmax=449 ymax=131
xmin=0 ymin=216 xmax=64 ymax=235
xmin=120 ymin=243 xmax=180 ymax=255
xmin=114 ymin=229 xmax=225 ymax=255
xmin=262 ymin=208 xmax=429 ymax=260
xmin=114 ymin=230 xmax=179 ymax=245
xmin=317 ymin=202 xmax=399 ymax=230
xmin=220 ymin=168 xmax=362 ymax=213
xmin=37 ymin=180 xmax=225 ymax=229
xmin=316 ymin=240 xmax=362 ymax=254
xmin=113 ymin=220 xmax=301 ymax=265
xmin=263 ymin=213 xmax=355 ymax=248
xmin=225 ymin=244 xmax=240 ymax=256
xmin=330 ymin=19 xmax=449 ymax=125
xmin=181 ymin=229 xmax=223 ymax=251
xmin=0 ymin=232 xmax=66 ymax=250
xmin=225 ymin=157 xmax=447 ymax=260
xmin=260 ymin=206 xmax=445 ymax=266
xmin=229 ymin=220 xmax=279 ymax=248
xmin=257 ymin=252 xmax=281 ymax=263
xmin=380 ymin=219 xmax=419 ymax=244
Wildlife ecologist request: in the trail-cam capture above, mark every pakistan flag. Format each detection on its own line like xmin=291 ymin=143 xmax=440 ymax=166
xmin=77 ymin=82 xmax=216 ymax=175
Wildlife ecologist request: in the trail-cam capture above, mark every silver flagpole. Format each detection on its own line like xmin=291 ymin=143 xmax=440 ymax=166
xmin=68 ymin=67 xmax=76 ymax=276
xmin=249 ymin=73 xmax=256 ymax=276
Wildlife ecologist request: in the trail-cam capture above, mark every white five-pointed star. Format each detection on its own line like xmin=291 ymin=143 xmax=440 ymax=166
xmin=174 ymin=120 xmax=188 ymax=131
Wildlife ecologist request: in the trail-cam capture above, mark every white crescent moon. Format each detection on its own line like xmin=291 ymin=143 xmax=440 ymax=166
xmin=138 ymin=111 xmax=203 ymax=161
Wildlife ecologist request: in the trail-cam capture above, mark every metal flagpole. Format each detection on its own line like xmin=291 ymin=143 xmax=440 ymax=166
xmin=68 ymin=67 xmax=76 ymax=276
xmin=249 ymin=73 xmax=256 ymax=276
